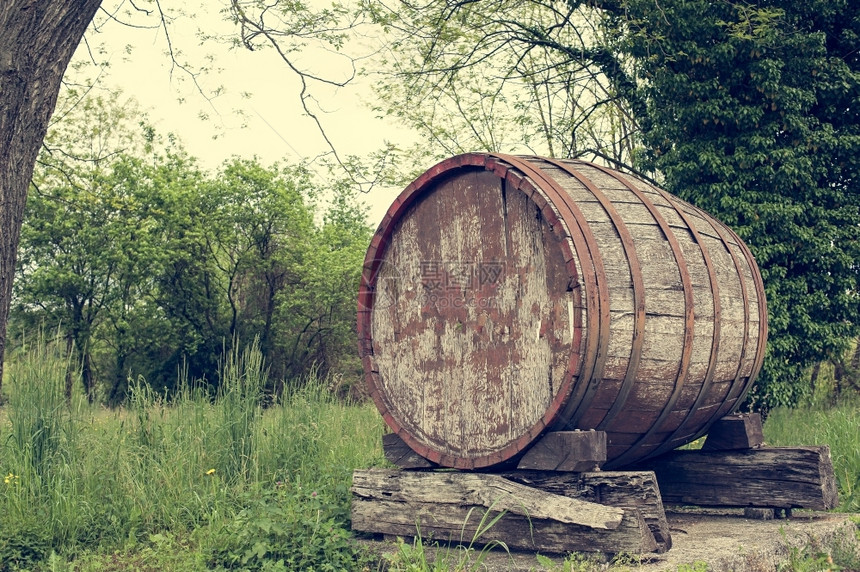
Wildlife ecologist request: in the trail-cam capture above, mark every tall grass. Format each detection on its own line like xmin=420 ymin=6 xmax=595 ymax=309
xmin=0 ymin=337 xmax=386 ymax=570
xmin=1 ymin=337 xmax=83 ymax=558
xmin=763 ymin=397 xmax=860 ymax=513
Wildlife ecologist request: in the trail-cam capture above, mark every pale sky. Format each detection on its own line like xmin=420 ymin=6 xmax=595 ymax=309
xmin=79 ymin=2 xmax=411 ymax=224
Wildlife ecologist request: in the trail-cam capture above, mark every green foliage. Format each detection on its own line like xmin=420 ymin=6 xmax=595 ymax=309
xmin=209 ymin=340 xmax=265 ymax=484
xmin=614 ymin=0 xmax=860 ymax=409
xmin=536 ymin=552 xmax=603 ymax=572
xmin=67 ymin=531 xmax=208 ymax=572
xmin=764 ymin=399 xmax=860 ymax=512
xmin=0 ymin=517 xmax=52 ymax=572
xmin=13 ymin=87 xmax=372 ymax=404
xmin=4 ymin=333 xmax=74 ymax=480
xmin=0 ymin=338 xmax=385 ymax=569
xmin=198 ymin=158 xmax=316 ymax=379
xmin=201 ymin=483 xmax=370 ymax=571
xmin=777 ymin=522 xmax=860 ymax=572
xmin=383 ymin=508 xmax=511 ymax=572
xmin=534 ymin=551 xmax=647 ymax=571
xmin=674 ymin=563 xmax=708 ymax=572
xmin=270 ymin=182 xmax=372 ymax=383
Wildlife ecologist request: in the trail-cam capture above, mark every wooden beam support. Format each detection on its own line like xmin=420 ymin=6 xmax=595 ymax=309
xmin=383 ymin=433 xmax=437 ymax=469
xmin=634 ymin=446 xmax=839 ymax=510
xmin=702 ymin=413 xmax=764 ymax=451
xmin=352 ymin=469 xmax=659 ymax=555
xmin=516 ymin=430 xmax=606 ymax=471
xmin=502 ymin=470 xmax=671 ymax=553
xmin=354 ymin=469 xmax=624 ymax=528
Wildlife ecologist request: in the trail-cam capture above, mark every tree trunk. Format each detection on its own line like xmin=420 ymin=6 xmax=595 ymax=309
xmin=833 ymin=358 xmax=845 ymax=403
xmin=808 ymin=361 xmax=821 ymax=395
xmin=108 ymin=343 xmax=128 ymax=407
xmin=0 ymin=1 xmax=102 ymax=392
xmin=64 ymin=334 xmax=75 ymax=400
xmin=79 ymin=343 xmax=95 ymax=403
xmin=850 ymin=339 xmax=860 ymax=392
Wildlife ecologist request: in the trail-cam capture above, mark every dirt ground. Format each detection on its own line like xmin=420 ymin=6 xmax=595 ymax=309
xmin=364 ymin=508 xmax=860 ymax=571
xmin=626 ymin=509 xmax=858 ymax=572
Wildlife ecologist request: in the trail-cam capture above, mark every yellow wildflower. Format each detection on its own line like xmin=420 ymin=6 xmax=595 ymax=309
xmin=205 ymin=468 xmax=216 ymax=476
xmin=4 ymin=473 xmax=19 ymax=485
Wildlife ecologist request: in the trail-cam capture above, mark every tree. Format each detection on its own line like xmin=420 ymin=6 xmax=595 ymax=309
xmin=366 ymin=0 xmax=640 ymax=173
xmin=0 ymin=1 xmax=101 ymax=393
xmin=15 ymin=89 xmax=208 ymax=402
xmin=273 ymin=182 xmax=372 ymax=384
xmin=198 ymin=158 xmax=372 ymax=387
xmin=200 ymin=159 xmax=316 ymax=376
xmin=611 ymin=0 xmax=860 ymax=407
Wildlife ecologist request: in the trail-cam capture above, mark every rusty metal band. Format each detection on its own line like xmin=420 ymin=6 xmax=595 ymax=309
xmin=358 ymin=153 xmax=499 ymax=468
xmin=684 ymin=204 xmax=753 ymax=440
xmin=543 ymin=159 xmax=647 ymax=431
xmin=481 ymin=154 xmax=588 ymax=449
xmin=705 ymin=224 xmax=765 ymax=422
xmin=600 ymin=171 xmax=696 ymax=469
xmin=491 ymin=153 xmax=611 ymax=429
xmin=724 ymin=224 xmax=769 ymax=404
xmin=645 ymin=190 xmax=723 ymax=458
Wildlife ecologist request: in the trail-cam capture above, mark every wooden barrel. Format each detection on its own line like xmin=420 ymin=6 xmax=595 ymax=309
xmin=358 ymin=153 xmax=767 ymax=469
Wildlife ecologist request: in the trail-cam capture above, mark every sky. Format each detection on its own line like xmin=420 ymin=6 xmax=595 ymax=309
xmin=81 ymin=2 xmax=413 ymax=224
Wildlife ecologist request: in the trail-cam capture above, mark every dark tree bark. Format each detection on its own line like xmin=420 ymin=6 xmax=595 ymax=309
xmin=0 ymin=1 xmax=101 ymax=392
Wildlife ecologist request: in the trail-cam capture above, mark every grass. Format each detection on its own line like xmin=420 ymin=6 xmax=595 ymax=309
xmin=763 ymin=396 xmax=860 ymax=513
xmin=0 ymin=336 xmax=858 ymax=570
xmin=0 ymin=337 xmax=386 ymax=570
xmin=383 ymin=509 xmax=512 ymax=572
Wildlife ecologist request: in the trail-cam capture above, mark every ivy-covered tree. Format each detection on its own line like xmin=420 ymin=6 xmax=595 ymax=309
xmin=611 ymin=0 xmax=860 ymax=407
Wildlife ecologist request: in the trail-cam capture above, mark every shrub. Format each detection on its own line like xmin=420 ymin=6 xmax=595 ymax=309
xmin=201 ymin=482 xmax=371 ymax=571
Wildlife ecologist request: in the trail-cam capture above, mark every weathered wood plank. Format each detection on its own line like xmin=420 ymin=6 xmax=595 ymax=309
xmin=351 ymin=498 xmax=657 ymax=555
xmin=516 ymin=430 xmax=606 ymax=471
xmin=634 ymin=446 xmax=839 ymax=510
xmin=502 ymin=470 xmax=672 ymax=553
xmin=351 ymin=470 xmax=658 ymax=555
xmin=701 ymin=413 xmax=764 ymax=451
xmin=369 ymin=167 xmax=573 ymax=467
xmin=352 ymin=469 xmax=624 ymax=529
xmin=383 ymin=433 xmax=437 ymax=469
